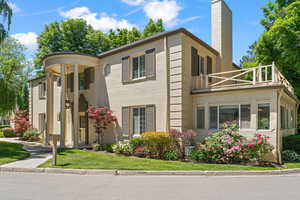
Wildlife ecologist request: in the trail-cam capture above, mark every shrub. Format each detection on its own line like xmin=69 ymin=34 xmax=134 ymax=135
xmin=2 ymin=128 xmax=16 ymax=137
xmin=22 ymin=129 xmax=41 ymax=141
xmin=103 ymin=143 xmax=114 ymax=153
xmin=93 ymin=144 xmax=103 ymax=151
xmin=0 ymin=125 xmax=10 ymax=129
xmin=13 ymin=110 xmax=31 ymax=136
xmin=141 ymin=132 xmax=175 ymax=159
xmin=133 ymin=146 xmax=148 ymax=158
xmin=129 ymin=137 xmax=144 ymax=151
xmin=170 ymin=129 xmax=197 ymax=158
xmin=282 ymin=150 xmax=300 ymax=162
xmin=163 ymin=150 xmax=179 ymax=161
xmin=283 ymin=134 xmax=300 ymax=154
xmin=191 ymin=122 xmax=274 ymax=164
xmin=112 ymin=141 xmax=133 ymax=156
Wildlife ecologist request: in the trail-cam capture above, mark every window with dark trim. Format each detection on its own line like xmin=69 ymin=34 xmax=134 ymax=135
xmin=196 ymin=107 xmax=205 ymax=129
xmin=258 ymin=104 xmax=270 ymax=130
xmin=132 ymin=55 xmax=146 ymax=79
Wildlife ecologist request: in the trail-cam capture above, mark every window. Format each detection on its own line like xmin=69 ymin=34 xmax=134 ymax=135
xmin=38 ymin=113 xmax=46 ymax=133
xmin=104 ymin=64 xmax=111 ymax=76
xmin=39 ymin=82 xmax=46 ymax=99
xmin=291 ymin=110 xmax=295 ymax=129
xmin=196 ymin=107 xmax=205 ymax=129
xmin=198 ymin=56 xmax=205 ymax=74
xmin=281 ymin=106 xmax=286 ymax=129
xmin=207 ymin=56 xmax=212 ymax=82
xmin=209 ymin=106 xmax=218 ymax=129
xmin=219 ymin=105 xmax=239 ymax=128
xmin=241 ymin=104 xmax=251 ymax=129
xmin=258 ymin=104 xmax=270 ymax=130
xmin=79 ymin=73 xmax=86 ymax=90
xmin=133 ymin=107 xmax=146 ymax=136
xmin=132 ymin=55 xmax=145 ymax=79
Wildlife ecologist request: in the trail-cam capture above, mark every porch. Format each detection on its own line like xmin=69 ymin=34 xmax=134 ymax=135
xmin=192 ymin=63 xmax=295 ymax=96
xmin=43 ymin=52 xmax=99 ymax=148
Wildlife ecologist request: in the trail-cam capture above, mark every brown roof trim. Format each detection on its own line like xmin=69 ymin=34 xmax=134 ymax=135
xmin=28 ymin=75 xmax=46 ymax=82
xmin=97 ymin=28 xmax=219 ymax=58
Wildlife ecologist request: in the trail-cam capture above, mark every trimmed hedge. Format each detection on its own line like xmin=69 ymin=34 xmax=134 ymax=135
xmin=283 ymin=134 xmax=300 ymax=154
xmin=2 ymin=128 xmax=16 ymax=137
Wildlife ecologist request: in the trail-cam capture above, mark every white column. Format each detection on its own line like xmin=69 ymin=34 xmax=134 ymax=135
xmin=60 ymin=65 xmax=66 ymax=148
xmin=73 ymin=64 xmax=79 ymax=147
xmin=46 ymin=72 xmax=54 ymax=145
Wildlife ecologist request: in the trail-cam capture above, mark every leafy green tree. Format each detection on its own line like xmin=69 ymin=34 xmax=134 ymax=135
xmin=143 ymin=19 xmax=165 ymax=37
xmin=0 ymin=37 xmax=29 ymax=116
xmin=255 ymin=1 xmax=300 ymax=97
xmin=0 ymin=0 xmax=12 ymax=42
xmin=108 ymin=27 xmax=142 ymax=49
xmin=240 ymin=42 xmax=258 ymax=68
xmin=35 ymin=19 xmax=111 ymax=69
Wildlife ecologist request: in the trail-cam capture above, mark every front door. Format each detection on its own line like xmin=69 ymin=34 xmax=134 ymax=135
xmin=79 ymin=112 xmax=89 ymax=145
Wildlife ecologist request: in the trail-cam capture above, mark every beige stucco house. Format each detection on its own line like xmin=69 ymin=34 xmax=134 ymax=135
xmin=29 ymin=0 xmax=298 ymax=163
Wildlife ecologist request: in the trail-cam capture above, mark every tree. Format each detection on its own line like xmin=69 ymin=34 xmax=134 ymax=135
xmin=34 ymin=19 xmax=111 ymax=70
xmin=13 ymin=110 xmax=31 ymax=136
xmin=143 ymin=19 xmax=165 ymax=37
xmin=107 ymin=27 xmax=142 ymax=49
xmin=255 ymin=1 xmax=300 ymax=98
xmin=87 ymin=106 xmax=117 ymax=145
xmin=0 ymin=37 xmax=29 ymax=116
xmin=0 ymin=0 xmax=12 ymax=42
xmin=240 ymin=42 xmax=258 ymax=68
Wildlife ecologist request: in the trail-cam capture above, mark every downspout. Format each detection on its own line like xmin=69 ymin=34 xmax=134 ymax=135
xmin=165 ymin=36 xmax=170 ymax=132
xmin=276 ymin=89 xmax=283 ymax=164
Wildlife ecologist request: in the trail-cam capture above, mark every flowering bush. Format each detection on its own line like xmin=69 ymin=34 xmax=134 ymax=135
xmin=13 ymin=110 xmax=31 ymax=136
xmin=133 ymin=146 xmax=148 ymax=158
xmin=141 ymin=132 xmax=176 ymax=159
xmin=190 ymin=122 xmax=274 ymax=164
xmin=88 ymin=106 xmax=117 ymax=145
xmin=170 ymin=129 xmax=197 ymax=158
xmin=112 ymin=141 xmax=133 ymax=156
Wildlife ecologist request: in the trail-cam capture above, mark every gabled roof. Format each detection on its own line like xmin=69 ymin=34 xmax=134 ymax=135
xmin=97 ymin=28 xmax=220 ymax=58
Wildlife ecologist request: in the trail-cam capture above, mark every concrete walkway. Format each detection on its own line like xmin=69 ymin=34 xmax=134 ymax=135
xmin=0 ymin=138 xmax=52 ymax=168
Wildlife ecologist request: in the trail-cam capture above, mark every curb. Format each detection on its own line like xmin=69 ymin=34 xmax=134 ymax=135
xmin=1 ymin=167 xmax=300 ymax=176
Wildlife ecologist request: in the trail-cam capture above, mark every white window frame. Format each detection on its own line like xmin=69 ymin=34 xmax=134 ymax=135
xmin=131 ymin=54 xmax=146 ymax=80
xmin=257 ymin=103 xmax=271 ymax=131
xmin=131 ymin=106 xmax=146 ymax=136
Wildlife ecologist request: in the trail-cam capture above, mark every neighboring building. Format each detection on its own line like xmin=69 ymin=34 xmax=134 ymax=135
xmin=29 ymin=0 xmax=298 ymax=163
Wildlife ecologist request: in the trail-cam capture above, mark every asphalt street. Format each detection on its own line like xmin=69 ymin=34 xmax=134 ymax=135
xmin=0 ymin=172 xmax=299 ymax=200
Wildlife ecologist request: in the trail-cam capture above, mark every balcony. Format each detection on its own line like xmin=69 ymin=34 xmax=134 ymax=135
xmin=192 ymin=63 xmax=295 ymax=95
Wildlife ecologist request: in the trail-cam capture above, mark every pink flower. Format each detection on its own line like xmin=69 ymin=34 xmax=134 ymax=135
xmin=247 ymin=143 xmax=254 ymax=147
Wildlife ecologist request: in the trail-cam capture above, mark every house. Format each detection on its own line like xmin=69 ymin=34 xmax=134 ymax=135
xmin=29 ymin=0 xmax=299 ymax=163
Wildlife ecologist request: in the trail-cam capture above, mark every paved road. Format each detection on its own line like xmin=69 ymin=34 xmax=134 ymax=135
xmin=1 ymin=172 xmax=300 ymax=200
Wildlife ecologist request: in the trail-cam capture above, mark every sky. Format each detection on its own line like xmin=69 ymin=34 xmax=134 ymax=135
xmin=8 ymin=0 xmax=268 ymax=64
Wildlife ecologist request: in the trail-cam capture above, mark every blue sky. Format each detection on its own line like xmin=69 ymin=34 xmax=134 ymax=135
xmin=8 ymin=0 xmax=268 ymax=64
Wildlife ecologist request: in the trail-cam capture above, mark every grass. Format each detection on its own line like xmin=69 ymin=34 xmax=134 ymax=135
xmin=39 ymin=149 xmax=279 ymax=171
xmin=0 ymin=141 xmax=30 ymax=165
xmin=0 ymin=131 xmax=3 ymax=138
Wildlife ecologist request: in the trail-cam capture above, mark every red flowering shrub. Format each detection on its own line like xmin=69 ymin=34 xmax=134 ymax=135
xmin=170 ymin=129 xmax=197 ymax=158
xmin=190 ymin=122 xmax=274 ymax=164
xmin=13 ymin=110 xmax=31 ymax=136
xmin=133 ymin=146 xmax=147 ymax=158
xmin=87 ymin=106 xmax=117 ymax=145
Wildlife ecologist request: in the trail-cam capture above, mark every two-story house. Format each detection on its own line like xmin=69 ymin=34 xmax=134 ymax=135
xmin=29 ymin=0 xmax=299 ymax=163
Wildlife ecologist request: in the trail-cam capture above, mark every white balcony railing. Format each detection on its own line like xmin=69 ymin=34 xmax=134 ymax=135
xmin=192 ymin=63 xmax=294 ymax=94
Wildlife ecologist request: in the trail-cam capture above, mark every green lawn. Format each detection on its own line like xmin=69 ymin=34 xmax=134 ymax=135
xmin=39 ymin=149 xmax=280 ymax=171
xmin=0 ymin=141 xmax=30 ymax=165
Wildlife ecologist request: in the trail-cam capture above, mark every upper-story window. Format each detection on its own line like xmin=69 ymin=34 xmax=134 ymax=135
xmin=132 ymin=55 xmax=146 ymax=79
xmin=39 ymin=82 xmax=46 ymax=99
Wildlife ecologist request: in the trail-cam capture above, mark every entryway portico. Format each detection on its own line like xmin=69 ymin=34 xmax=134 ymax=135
xmin=43 ymin=52 xmax=99 ymax=148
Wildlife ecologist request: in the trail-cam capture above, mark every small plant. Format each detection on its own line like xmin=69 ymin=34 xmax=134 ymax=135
xmin=141 ymin=132 xmax=175 ymax=159
xmin=283 ymin=134 xmax=300 ymax=154
xmin=2 ymin=128 xmax=16 ymax=137
xmin=92 ymin=144 xmax=103 ymax=151
xmin=163 ymin=150 xmax=179 ymax=161
xmin=104 ymin=143 xmax=114 ymax=153
xmin=189 ymin=148 xmax=208 ymax=162
xmin=170 ymin=129 xmax=197 ymax=158
xmin=133 ymin=146 xmax=148 ymax=158
xmin=88 ymin=106 xmax=117 ymax=145
xmin=282 ymin=150 xmax=300 ymax=162
xmin=129 ymin=137 xmax=144 ymax=151
xmin=112 ymin=141 xmax=133 ymax=156
xmin=22 ymin=129 xmax=41 ymax=141
xmin=13 ymin=110 xmax=31 ymax=137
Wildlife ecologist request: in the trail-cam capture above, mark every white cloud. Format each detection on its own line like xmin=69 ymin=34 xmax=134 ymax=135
xmin=8 ymin=2 xmax=21 ymax=13
xmin=143 ymin=0 xmax=181 ymax=27
xmin=180 ymin=16 xmax=202 ymax=24
xmin=11 ymin=32 xmax=38 ymax=51
xmin=121 ymin=0 xmax=145 ymax=6
xmin=60 ymin=7 xmax=136 ymax=32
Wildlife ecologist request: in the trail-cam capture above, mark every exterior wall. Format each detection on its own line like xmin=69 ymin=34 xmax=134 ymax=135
xmin=95 ymin=38 xmax=169 ymax=143
xmin=192 ymin=88 xmax=280 ymax=162
xmin=181 ymin=34 xmax=218 ymax=131
xmin=29 ymin=78 xmax=47 ymax=136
